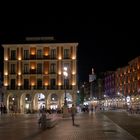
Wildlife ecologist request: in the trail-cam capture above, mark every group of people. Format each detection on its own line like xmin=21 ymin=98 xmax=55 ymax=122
xmin=38 ymin=104 xmax=77 ymax=128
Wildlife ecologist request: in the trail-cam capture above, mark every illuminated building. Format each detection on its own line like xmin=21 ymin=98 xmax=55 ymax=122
xmin=115 ymin=56 xmax=140 ymax=108
xmin=104 ymin=71 xmax=116 ymax=98
xmin=2 ymin=40 xmax=78 ymax=113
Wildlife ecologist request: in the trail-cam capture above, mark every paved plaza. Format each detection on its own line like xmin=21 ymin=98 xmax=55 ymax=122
xmin=0 ymin=111 xmax=139 ymax=140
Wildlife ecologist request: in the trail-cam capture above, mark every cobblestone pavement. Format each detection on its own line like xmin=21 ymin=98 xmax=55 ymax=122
xmin=0 ymin=112 xmax=137 ymax=140
xmin=103 ymin=110 xmax=140 ymax=140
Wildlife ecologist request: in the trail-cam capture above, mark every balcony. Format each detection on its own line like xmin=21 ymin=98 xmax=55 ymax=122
xmin=6 ymin=85 xmax=73 ymax=90
xmin=22 ymin=55 xmax=58 ymax=60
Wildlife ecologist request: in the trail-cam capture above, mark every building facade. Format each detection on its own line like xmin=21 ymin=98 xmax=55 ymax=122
xmin=115 ymin=56 xmax=140 ymax=108
xmin=3 ymin=42 xmax=78 ymax=113
xmin=104 ymin=71 xmax=116 ymax=98
xmin=0 ymin=72 xmax=4 ymax=105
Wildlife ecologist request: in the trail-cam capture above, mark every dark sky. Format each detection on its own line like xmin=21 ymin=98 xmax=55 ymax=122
xmin=0 ymin=13 xmax=139 ymax=82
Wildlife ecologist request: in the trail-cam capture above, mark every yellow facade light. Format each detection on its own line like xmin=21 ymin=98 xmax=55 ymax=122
xmin=72 ymin=71 xmax=75 ymax=75
xmin=4 ymin=72 xmax=8 ymax=76
xmin=18 ymin=72 xmax=21 ymax=75
xmin=18 ymin=83 xmax=21 ymax=86
xmin=5 ymin=57 xmax=8 ymax=61
xmin=58 ymin=56 xmax=62 ymax=60
xmin=4 ymin=83 xmax=8 ymax=86
xmin=58 ymin=82 xmax=62 ymax=86
xmin=44 ymin=82 xmax=48 ymax=86
xmin=31 ymin=51 xmax=35 ymax=55
xmin=31 ymin=66 xmax=35 ymax=70
xmin=72 ymin=82 xmax=75 ymax=86
xmin=45 ymin=52 xmax=48 ymax=56
xmin=72 ymin=56 xmax=76 ymax=60
xmin=31 ymin=82 xmax=35 ymax=86
xmin=58 ymin=72 xmax=61 ymax=75
xmin=18 ymin=57 xmax=21 ymax=60
xmin=45 ymin=71 xmax=48 ymax=74
xmin=31 ymin=50 xmax=35 ymax=55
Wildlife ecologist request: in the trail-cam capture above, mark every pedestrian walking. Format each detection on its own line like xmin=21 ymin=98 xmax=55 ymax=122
xmin=70 ymin=104 xmax=76 ymax=126
xmin=38 ymin=112 xmax=47 ymax=129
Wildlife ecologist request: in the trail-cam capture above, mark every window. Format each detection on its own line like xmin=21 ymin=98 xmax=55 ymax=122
xmin=64 ymin=49 xmax=69 ymax=59
xmin=50 ymin=63 xmax=56 ymax=73
xmin=11 ymin=64 xmax=16 ymax=74
xmin=24 ymin=64 xmax=29 ymax=74
xmin=37 ymin=49 xmax=42 ymax=59
xmin=11 ymin=79 xmax=16 ymax=89
xmin=37 ymin=79 xmax=42 ymax=89
xmin=24 ymin=79 xmax=29 ymax=89
xmin=11 ymin=50 xmax=16 ymax=60
xmin=126 ymin=76 xmax=128 ymax=83
xmin=50 ymin=49 xmax=56 ymax=59
xmin=50 ymin=79 xmax=56 ymax=89
xmin=134 ymin=72 xmax=137 ymax=80
xmin=37 ymin=63 xmax=42 ymax=74
xmin=24 ymin=50 xmax=29 ymax=60
xmin=134 ymin=82 xmax=137 ymax=91
xmin=64 ymin=79 xmax=69 ymax=89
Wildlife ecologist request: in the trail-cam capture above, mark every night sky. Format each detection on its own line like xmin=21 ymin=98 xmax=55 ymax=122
xmin=0 ymin=14 xmax=139 ymax=82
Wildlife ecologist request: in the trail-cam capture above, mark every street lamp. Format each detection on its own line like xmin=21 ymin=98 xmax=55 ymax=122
xmin=63 ymin=67 xmax=69 ymax=117
xmin=63 ymin=67 xmax=68 ymax=106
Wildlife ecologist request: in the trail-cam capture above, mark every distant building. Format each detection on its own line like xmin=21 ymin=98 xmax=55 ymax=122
xmin=104 ymin=71 xmax=116 ymax=98
xmin=2 ymin=41 xmax=78 ymax=113
xmin=89 ymin=68 xmax=96 ymax=99
xmin=97 ymin=78 xmax=104 ymax=99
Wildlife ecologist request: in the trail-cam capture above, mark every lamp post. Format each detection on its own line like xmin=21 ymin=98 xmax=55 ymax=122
xmin=63 ymin=67 xmax=68 ymax=106
xmin=63 ymin=67 xmax=69 ymax=117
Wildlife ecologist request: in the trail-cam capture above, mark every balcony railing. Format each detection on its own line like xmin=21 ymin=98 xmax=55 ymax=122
xmin=6 ymin=85 xmax=73 ymax=90
xmin=9 ymin=55 xmax=72 ymax=61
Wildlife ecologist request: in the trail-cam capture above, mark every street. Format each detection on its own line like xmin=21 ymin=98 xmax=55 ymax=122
xmin=0 ymin=111 xmax=139 ymax=140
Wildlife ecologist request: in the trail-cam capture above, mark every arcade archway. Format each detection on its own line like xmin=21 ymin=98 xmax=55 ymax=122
xmin=33 ymin=93 xmax=46 ymax=111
